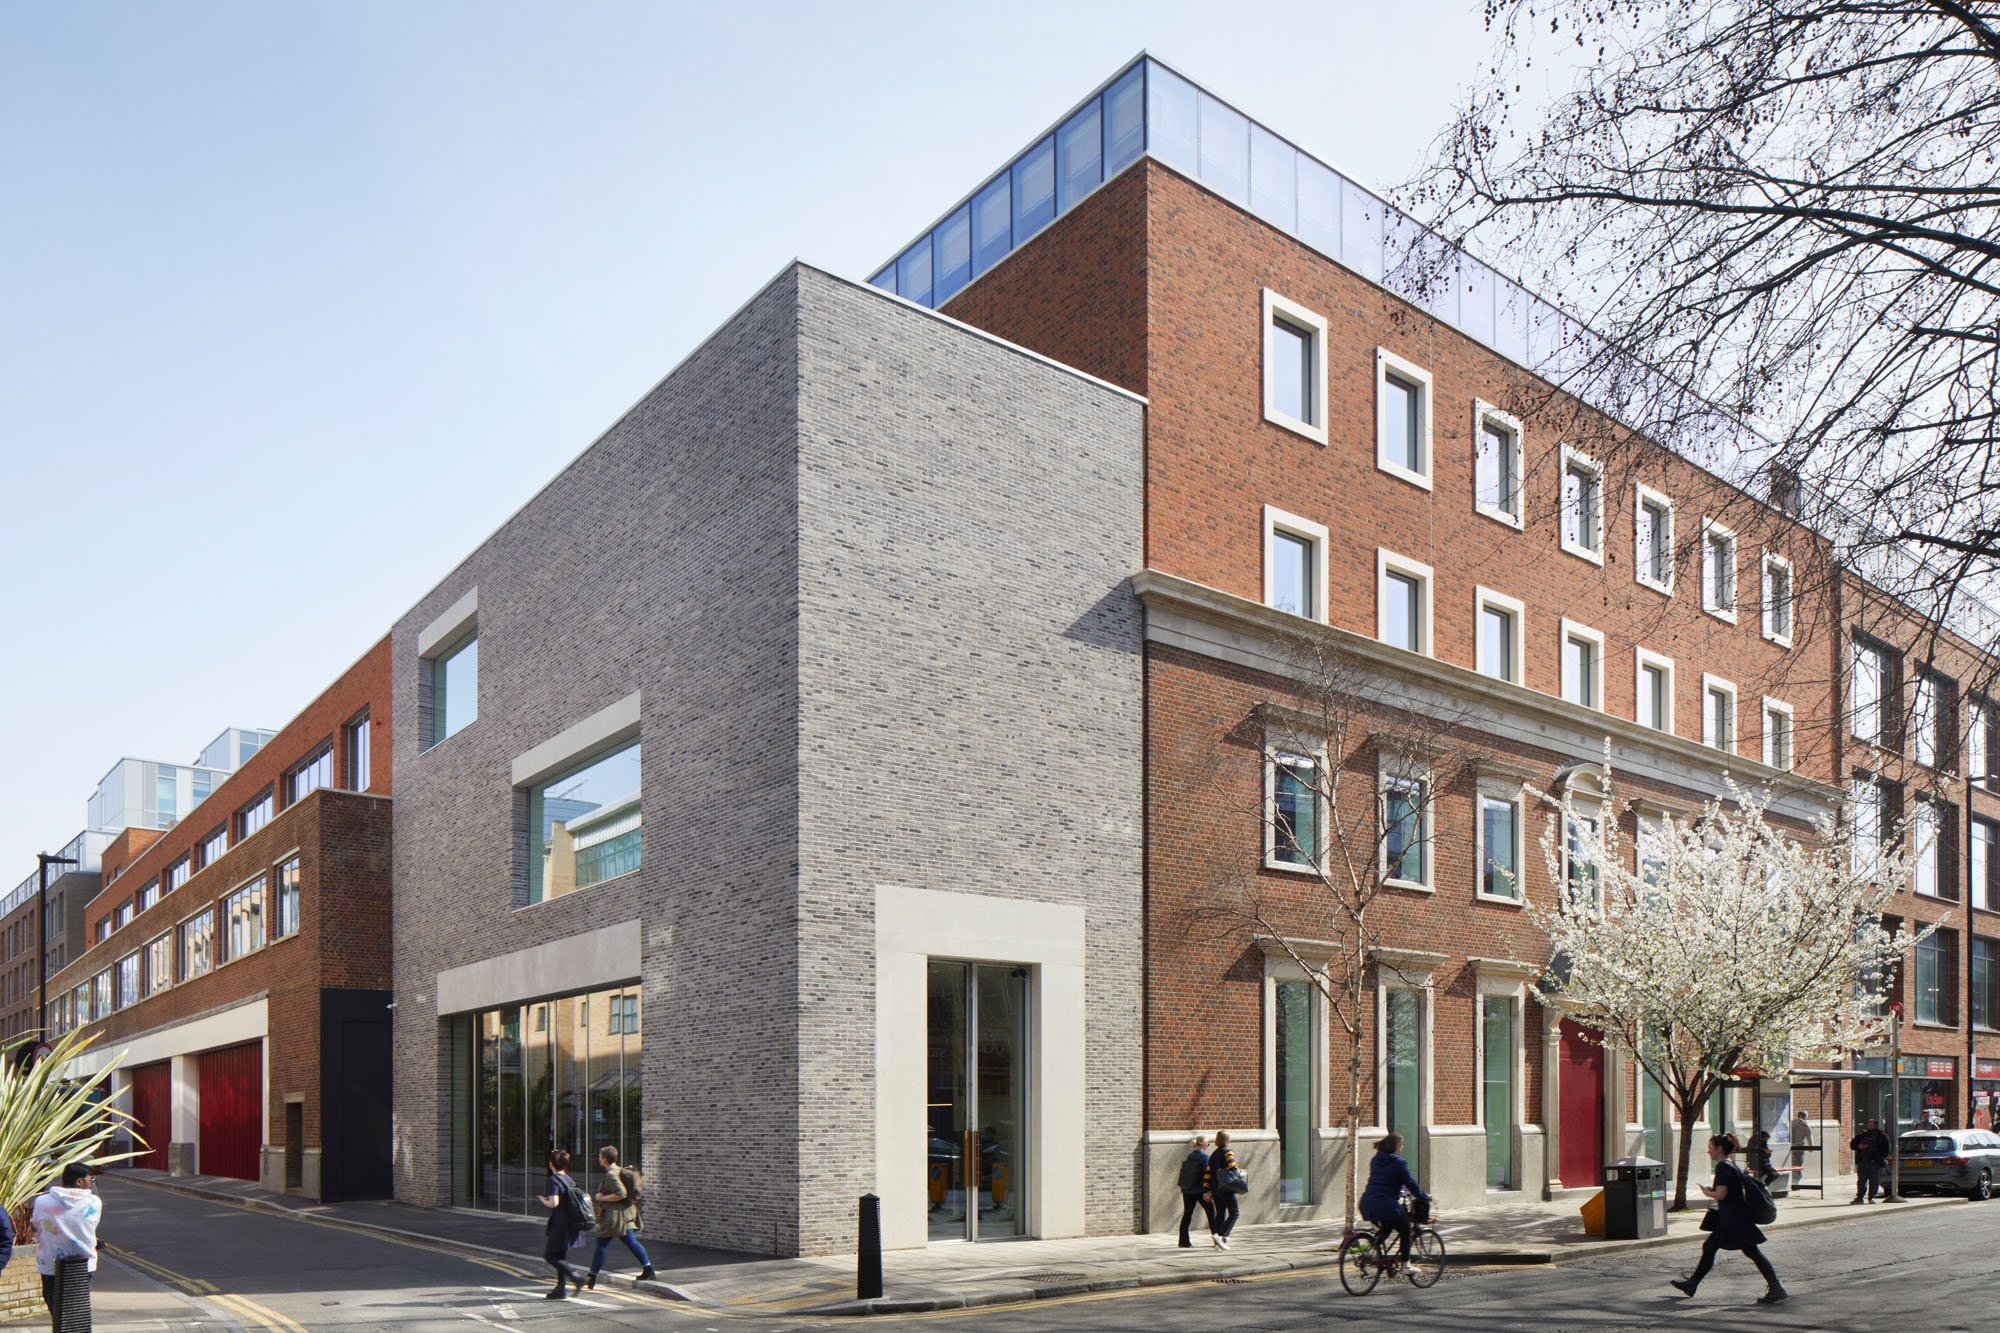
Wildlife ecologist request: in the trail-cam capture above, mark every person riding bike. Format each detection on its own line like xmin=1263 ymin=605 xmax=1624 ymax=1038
xmin=1358 ymin=1133 xmax=1431 ymax=1266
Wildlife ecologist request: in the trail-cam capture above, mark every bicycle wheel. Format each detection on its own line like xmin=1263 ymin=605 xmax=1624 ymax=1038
xmin=1338 ymin=1233 xmax=1383 ymax=1296
xmin=1405 ymin=1227 xmax=1446 ymax=1288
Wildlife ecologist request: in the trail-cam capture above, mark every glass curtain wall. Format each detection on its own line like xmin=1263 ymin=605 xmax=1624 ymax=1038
xmin=468 ymin=984 xmax=641 ymax=1214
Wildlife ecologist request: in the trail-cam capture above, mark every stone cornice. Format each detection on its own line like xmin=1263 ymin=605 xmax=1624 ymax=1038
xmin=1469 ymin=955 xmax=1544 ymax=983
xmin=1133 ymin=568 xmax=1840 ymax=824
xmin=1369 ymin=946 xmax=1449 ymax=980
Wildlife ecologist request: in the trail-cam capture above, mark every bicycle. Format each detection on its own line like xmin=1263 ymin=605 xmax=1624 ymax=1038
xmin=1337 ymin=1210 xmax=1445 ymax=1295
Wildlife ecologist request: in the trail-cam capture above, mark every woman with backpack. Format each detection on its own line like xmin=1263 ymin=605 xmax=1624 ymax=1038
xmin=1670 ymin=1134 xmax=1787 ymax=1305
xmin=586 ymin=1146 xmax=656 ymax=1286
xmin=534 ymin=1147 xmax=590 ymax=1300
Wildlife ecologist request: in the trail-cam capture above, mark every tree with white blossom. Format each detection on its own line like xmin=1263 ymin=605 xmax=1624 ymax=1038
xmin=1531 ymin=765 xmax=1933 ymax=1209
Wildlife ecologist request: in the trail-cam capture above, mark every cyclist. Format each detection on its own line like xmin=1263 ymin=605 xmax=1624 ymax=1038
xmin=1358 ymin=1133 xmax=1431 ymax=1268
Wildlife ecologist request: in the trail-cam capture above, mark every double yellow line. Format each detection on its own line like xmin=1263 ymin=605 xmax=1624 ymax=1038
xmin=108 ymin=1243 xmax=306 ymax=1331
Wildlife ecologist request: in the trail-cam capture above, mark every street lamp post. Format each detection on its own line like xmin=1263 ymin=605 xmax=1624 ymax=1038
xmin=35 ymin=851 xmax=77 ymax=1047
xmin=1888 ymin=1003 xmax=1904 ymax=1203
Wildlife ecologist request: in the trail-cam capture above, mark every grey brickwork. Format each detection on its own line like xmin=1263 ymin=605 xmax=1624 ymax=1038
xmin=390 ymin=263 xmax=1145 ymax=1257
xmin=794 ymin=270 xmax=1145 ymax=1248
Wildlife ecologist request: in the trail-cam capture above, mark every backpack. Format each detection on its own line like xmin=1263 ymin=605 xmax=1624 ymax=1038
xmin=1177 ymin=1152 xmax=1207 ymax=1193
xmin=562 ymin=1176 xmax=595 ymax=1231
xmin=1740 ymin=1168 xmax=1778 ymax=1225
xmin=620 ymin=1166 xmax=643 ymax=1207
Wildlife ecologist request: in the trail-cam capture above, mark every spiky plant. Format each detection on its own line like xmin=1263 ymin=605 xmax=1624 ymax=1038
xmin=0 ymin=1029 xmax=136 ymax=1225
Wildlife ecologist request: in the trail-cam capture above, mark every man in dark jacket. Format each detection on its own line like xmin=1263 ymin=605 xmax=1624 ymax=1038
xmin=1850 ymin=1119 xmax=1891 ymax=1203
xmin=1176 ymin=1135 xmax=1214 ymax=1248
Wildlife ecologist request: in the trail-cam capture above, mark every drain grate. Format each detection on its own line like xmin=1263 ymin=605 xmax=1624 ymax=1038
xmin=1210 ymin=1277 xmax=1249 ymax=1285
xmin=1019 ymin=1272 xmax=1087 ymax=1283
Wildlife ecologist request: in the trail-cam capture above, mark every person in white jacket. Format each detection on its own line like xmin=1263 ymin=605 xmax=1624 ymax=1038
xmin=31 ymin=1164 xmax=101 ymax=1331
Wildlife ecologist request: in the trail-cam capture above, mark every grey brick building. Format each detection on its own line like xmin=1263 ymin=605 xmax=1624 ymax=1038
xmin=389 ymin=264 xmax=1145 ymax=1256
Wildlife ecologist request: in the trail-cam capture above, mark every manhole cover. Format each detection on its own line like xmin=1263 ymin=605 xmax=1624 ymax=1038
xmin=1020 ymin=1272 xmax=1087 ymax=1283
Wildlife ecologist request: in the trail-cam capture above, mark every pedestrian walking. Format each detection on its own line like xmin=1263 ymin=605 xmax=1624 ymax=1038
xmin=1787 ymin=1110 xmax=1811 ymax=1173
xmin=1850 ymin=1118 xmax=1891 ymax=1203
xmin=1176 ymin=1134 xmax=1215 ymax=1248
xmin=32 ymin=1163 xmax=102 ymax=1332
xmin=1670 ymin=1134 xmax=1787 ymax=1305
xmin=1203 ymin=1131 xmax=1242 ymax=1249
xmin=534 ymin=1148 xmax=590 ymax=1299
xmin=586 ymin=1146 xmax=655 ymax=1286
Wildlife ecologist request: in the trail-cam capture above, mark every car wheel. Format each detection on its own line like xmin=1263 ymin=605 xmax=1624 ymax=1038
xmin=1974 ymin=1171 xmax=1992 ymax=1202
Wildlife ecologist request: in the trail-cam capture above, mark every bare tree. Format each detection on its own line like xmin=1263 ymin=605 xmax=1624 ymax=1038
xmin=1196 ymin=627 xmax=1476 ymax=1228
xmin=1412 ymin=0 xmax=2000 ymax=652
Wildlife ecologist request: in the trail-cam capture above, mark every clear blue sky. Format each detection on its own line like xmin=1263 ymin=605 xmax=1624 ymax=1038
xmin=0 ymin=1 xmax=1550 ymax=869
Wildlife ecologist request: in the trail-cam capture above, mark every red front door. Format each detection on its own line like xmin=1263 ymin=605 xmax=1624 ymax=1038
xmin=197 ymin=1041 xmax=262 ymax=1181
xmin=127 ymin=1061 xmax=171 ymax=1172
xmin=1559 ymin=1019 xmax=1606 ymax=1188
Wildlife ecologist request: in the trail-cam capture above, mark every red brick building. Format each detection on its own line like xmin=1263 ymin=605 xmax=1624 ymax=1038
xmin=864 ymin=55 xmax=1999 ymax=1221
xmin=52 ymin=638 xmax=393 ymax=1200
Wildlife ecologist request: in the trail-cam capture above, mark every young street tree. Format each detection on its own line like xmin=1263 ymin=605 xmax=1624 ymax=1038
xmin=1531 ymin=766 xmax=1929 ymax=1208
xmin=1201 ymin=626 xmax=1472 ymax=1229
xmin=1415 ymin=1 xmax=2000 ymax=634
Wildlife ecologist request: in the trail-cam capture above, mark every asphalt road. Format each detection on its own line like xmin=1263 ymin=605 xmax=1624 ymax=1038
xmin=86 ymin=1176 xmax=2000 ymax=1332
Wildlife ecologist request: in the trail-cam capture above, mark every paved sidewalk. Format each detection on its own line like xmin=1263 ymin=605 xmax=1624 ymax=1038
xmin=106 ymin=1167 xmax=1958 ymax=1316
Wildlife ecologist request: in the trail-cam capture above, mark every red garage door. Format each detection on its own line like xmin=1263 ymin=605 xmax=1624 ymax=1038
xmin=127 ymin=1061 xmax=171 ymax=1173
xmin=198 ymin=1042 xmax=262 ymax=1181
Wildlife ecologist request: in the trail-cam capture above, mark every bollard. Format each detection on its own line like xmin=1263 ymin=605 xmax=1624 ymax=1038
xmin=55 ymin=1254 xmax=91 ymax=1332
xmin=857 ymin=1193 xmax=883 ymax=1300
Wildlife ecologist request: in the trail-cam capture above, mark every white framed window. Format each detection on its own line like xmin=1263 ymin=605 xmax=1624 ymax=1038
xmin=1851 ymin=638 xmax=1888 ymax=745
xmin=1559 ymin=445 xmax=1604 ymax=563
xmin=1377 ymin=550 xmax=1434 ymax=656
xmin=1375 ymin=348 xmax=1433 ymax=490
xmin=1263 ymin=506 xmax=1328 ymax=622
xmin=1559 ymin=619 xmax=1605 ymax=710
xmin=1562 ymin=809 xmax=1603 ymax=913
xmin=1761 ymin=552 xmax=1794 ymax=646
xmin=1265 ymin=748 xmax=1325 ymax=874
xmin=1700 ymin=519 xmax=1738 ymax=621
xmin=1635 ymin=648 xmax=1676 ymax=733
xmin=1633 ymin=483 xmax=1674 ymax=594
xmin=1380 ymin=766 xmax=1432 ymax=890
xmin=1263 ymin=290 xmax=1328 ymax=444
xmin=1473 ymin=402 xmax=1523 ymax=528
xmin=1912 ymin=669 xmax=1943 ymax=769
xmin=1264 ymin=954 xmax=1328 ymax=1205
xmin=1476 ymin=787 xmax=1525 ymax=904
xmin=1762 ymin=698 xmax=1794 ymax=771
xmin=1475 ymin=587 xmax=1525 ymax=685
xmin=1702 ymin=673 xmax=1738 ymax=751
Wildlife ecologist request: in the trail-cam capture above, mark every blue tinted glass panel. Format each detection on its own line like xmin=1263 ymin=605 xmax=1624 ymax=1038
xmin=971 ymin=176 xmax=1011 ymax=277
xmin=1297 ymin=156 xmax=1340 ymax=257
xmin=1104 ymin=63 xmax=1145 ymax=173
xmin=1013 ymin=136 xmax=1056 ymax=244
xmin=1197 ymin=92 xmax=1249 ymax=204
xmin=869 ymin=264 xmax=897 ymax=294
xmin=1249 ymin=124 xmax=1296 ymax=228
xmin=934 ymin=206 xmax=972 ymax=304
xmin=898 ymin=236 xmax=933 ymax=307
xmin=1147 ymin=61 xmax=1198 ymax=176
xmin=1341 ymin=180 xmax=1383 ymax=281
xmin=1057 ymin=100 xmax=1103 ymax=214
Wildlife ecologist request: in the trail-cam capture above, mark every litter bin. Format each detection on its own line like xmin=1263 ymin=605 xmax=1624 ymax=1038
xmin=1602 ymin=1155 xmax=1668 ymax=1239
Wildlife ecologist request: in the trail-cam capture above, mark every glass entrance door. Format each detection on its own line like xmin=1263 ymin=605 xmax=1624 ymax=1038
xmin=927 ymin=961 xmax=1029 ymax=1241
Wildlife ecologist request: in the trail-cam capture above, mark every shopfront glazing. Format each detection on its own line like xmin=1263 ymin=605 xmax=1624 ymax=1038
xmin=455 ymin=984 xmax=642 ymax=1213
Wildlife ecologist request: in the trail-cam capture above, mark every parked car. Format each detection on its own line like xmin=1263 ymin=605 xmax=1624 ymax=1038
xmin=1896 ymin=1129 xmax=2000 ymax=1199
